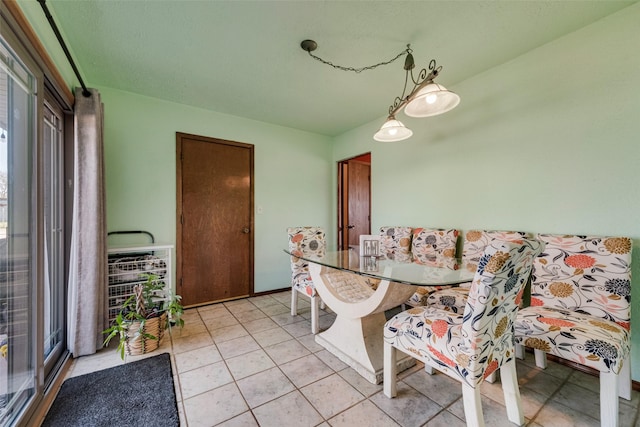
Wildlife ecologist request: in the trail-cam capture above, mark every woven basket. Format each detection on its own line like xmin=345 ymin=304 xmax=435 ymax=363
xmin=124 ymin=311 xmax=167 ymax=356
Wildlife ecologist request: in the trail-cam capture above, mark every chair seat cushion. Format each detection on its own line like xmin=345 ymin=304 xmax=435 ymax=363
xmin=406 ymin=285 xmax=453 ymax=307
xmin=515 ymin=305 xmax=630 ymax=374
xmin=425 ymin=286 xmax=470 ymax=313
xmin=384 ymin=306 xmax=499 ymax=385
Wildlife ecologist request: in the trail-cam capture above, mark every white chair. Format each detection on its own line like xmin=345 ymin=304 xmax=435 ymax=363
xmin=384 ymin=238 xmax=543 ymax=427
xmin=514 ymin=234 xmax=632 ymax=427
xmin=287 ymin=226 xmax=325 ymax=334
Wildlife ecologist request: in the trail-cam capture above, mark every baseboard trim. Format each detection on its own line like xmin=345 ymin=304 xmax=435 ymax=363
xmin=252 ymin=287 xmax=290 ymax=297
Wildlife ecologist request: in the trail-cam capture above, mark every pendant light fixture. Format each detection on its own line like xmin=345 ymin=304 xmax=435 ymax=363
xmin=301 ymin=40 xmax=460 ymax=142
xmin=372 ymin=116 xmax=412 ymax=142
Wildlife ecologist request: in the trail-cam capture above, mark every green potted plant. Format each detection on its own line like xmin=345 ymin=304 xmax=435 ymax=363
xmin=103 ymin=273 xmax=184 ymax=359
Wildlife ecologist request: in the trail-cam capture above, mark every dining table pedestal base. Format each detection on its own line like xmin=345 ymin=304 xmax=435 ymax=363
xmin=315 ymin=312 xmax=415 ymax=384
xmin=309 ymin=262 xmax=419 ymax=384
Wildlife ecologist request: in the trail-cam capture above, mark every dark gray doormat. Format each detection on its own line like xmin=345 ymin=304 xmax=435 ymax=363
xmin=42 ymin=352 xmax=179 ymax=427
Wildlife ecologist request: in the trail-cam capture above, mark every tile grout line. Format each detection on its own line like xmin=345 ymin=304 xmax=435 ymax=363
xmin=228 ymin=298 xmax=333 ymax=425
xmin=168 ymin=329 xmax=188 ymax=427
xmin=182 ymin=294 xmax=635 ymax=427
xmin=194 ymin=298 xmax=435 ymax=426
xmin=237 ymin=297 xmax=422 ymax=425
xmin=209 ymin=297 xmax=322 ymax=425
xmin=203 ymin=303 xmax=257 ymax=426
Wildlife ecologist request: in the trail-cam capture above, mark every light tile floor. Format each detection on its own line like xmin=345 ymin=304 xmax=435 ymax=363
xmin=64 ymin=291 xmax=640 ymax=426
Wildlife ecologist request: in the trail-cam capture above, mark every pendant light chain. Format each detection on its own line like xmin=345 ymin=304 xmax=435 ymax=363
xmin=299 ymin=39 xmax=460 ymax=142
xmin=305 ymin=44 xmax=411 ymax=74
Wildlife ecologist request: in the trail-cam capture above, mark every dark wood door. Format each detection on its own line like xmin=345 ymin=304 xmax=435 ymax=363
xmin=176 ymin=133 xmax=254 ymax=306
xmin=338 ymin=154 xmax=371 ymax=249
xmin=347 ymin=160 xmax=371 ymax=247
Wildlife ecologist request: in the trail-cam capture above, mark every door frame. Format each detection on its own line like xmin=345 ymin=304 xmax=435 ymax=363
xmin=337 ymin=153 xmax=371 ymax=250
xmin=175 ymin=132 xmax=255 ymax=306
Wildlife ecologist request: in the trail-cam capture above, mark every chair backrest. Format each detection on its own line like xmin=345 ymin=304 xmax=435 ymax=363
xmin=379 ymin=226 xmax=413 ymax=262
xmin=411 ymin=227 xmax=459 ymax=268
xmin=531 ymin=233 xmax=632 ymax=329
xmin=287 ymin=227 xmax=325 ymax=286
xmin=461 ymin=238 xmax=543 ymax=385
xmin=462 ymin=230 xmax=533 ymax=272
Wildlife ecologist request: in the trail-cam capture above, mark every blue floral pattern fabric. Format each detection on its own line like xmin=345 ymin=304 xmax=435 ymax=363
xmin=424 ymin=287 xmax=470 ymax=313
xmin=514 ymin=234 xmax=632 ymax=374
xmin=287 ymin=227 xmax=325 ymax=297
xmin=460 ymin=230 xmax=533 ymax=272
xmin=411 ymin=228 xmax=459 ymax=267
xmin=426 ymin=230 xmax=532 ymax=312
xmin=379 ymin=226 xmax=413 ymax=263
xmin=384 ymin=238 xmax=543 ymax=387
xmin=407 ymin=228 xmax=459 ymax=306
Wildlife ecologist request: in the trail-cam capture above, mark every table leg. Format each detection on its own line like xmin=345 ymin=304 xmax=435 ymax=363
xmin=309 ymin=263 xmax=417 ymax=384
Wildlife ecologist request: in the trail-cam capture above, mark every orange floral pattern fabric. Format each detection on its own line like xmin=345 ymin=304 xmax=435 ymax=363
xmin=379 ymin=226 xmax=413 ymax=263
xmin=406 ymin=228 xmax=459 ymax=306
xmin=287 ymin=227 xmax=325 ymax=297
xmin=384 ymin=238 xmax=542 ymax=387
xmin=427 ymin=230 xmax=532 ymax=312
xmin=461 ymin=230 xmax=534 ymax=273
xmin=514 ymin=233 xmax=632 ymax=374
xmin=516 ymin=306 xmax=630 ymax=373
xmin=410 ymin=228 xmax=459 ymax=267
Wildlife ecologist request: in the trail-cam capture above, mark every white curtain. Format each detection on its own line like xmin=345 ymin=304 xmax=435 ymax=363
xmin=67 ymin=87 xmax=107 ymax=357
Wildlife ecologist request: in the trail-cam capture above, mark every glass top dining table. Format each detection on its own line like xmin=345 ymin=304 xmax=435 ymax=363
xmin=283 ymin=247 xmax=475 ymax=287
xmin=284 ymin=247 xmax=476 ymax=384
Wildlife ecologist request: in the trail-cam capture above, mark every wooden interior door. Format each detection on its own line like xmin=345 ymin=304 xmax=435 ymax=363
xmin=176 ymin=133 xmax=254 ymax=306
xmin=338 ymin=153 xmax=371 ymax=250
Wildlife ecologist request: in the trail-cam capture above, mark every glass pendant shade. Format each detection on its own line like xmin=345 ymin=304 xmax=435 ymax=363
xmin=404 ymin=82 xmax=460 ymax=117
xmin=373 ymin=117 xmax=413 ymax=142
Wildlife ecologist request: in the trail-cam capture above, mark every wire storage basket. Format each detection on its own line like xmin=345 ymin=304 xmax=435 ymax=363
xmin=107 ymin=231 xmax=173 ymax=325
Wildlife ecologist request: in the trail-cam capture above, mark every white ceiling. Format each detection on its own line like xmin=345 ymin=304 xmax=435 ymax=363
xmin=39 ymin=1 xmax=635 ymax=136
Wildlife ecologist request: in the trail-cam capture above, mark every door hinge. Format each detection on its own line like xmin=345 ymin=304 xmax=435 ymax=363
xmin=181 ymin=214 xmax=184 ymax=224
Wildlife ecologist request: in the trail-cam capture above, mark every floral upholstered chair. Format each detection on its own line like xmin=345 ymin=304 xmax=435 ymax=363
xmin=405 ymin=227 xmax=459 ymax=307
xmin=377 ymin=226 xmax=413 ymax=301
xmin=287 ymin=227 xmax=326 ymax=334
xmin=514 ymin=234 xmax=632 ymax=427
xmin=379 ymin=226 xmax=413 ymax=262
xmin=384 ymin=238 xmax=543 ymax=427
xmin=426 ymin=230 xmax=532 ymax=313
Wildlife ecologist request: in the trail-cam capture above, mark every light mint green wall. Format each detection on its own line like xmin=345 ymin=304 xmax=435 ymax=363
xmin=18 ymin=0 xmax=640 ymax=380
xmin=15 ymin=1 xmax=334 ymax=293
xmin=333 ymin=4 xmax=640 ymax=379
xmin=98 ymin=87 xmax=333 ymax=293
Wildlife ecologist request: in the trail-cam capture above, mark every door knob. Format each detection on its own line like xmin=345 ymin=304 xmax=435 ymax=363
xmin=347 ymin=225 xmax=355 ymax=229
xmin=242 ymin=228 xmax=250 ymax=234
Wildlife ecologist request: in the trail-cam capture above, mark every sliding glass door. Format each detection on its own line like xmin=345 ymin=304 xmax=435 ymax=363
xmin=42 ymin=100 xmax=65 ymax=379
xmin=0 ymin=3 xmax=72 ymax=425
xmin=0 ymin=37 xmax=36 ymax=425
